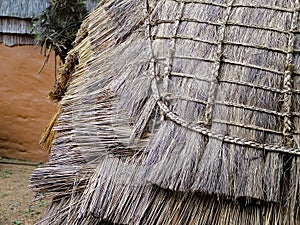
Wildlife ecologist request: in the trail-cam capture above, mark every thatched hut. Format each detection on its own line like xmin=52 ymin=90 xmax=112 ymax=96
xmin=0 ymin=0 xmax=49 ymax=46
xmin=32 ymin=0 xmax=300 ymax=224
xmin=0 ymin=0 xmax=99 ymax=47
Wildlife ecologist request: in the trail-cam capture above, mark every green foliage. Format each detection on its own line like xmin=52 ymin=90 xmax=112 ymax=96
xmin=37 ymin=199 xmax=48 ymax=207
xmin=33 ymin=0 xmax=87 ymax=62
xmin=1 ymin=170 xmax=13 ymax=178
xmin=0 ymin=193 xmax=8 ymax=198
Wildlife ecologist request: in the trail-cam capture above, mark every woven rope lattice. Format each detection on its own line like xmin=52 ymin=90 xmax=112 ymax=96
xmin=144 ymin=0 xmax=300 ymax=156
xmin=31 ymin=2 xmax=300 ymax=224
xmin=204 ymin=0 xmax=234 ymax=127
xmin=162 ymin=1 xmax=185 ymax=94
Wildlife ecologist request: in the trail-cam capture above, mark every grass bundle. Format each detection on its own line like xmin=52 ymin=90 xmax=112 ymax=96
xmin=32 ymin=0 xmax=300 ymax=224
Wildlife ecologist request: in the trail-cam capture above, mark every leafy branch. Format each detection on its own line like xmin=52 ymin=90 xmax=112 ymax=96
xmin=32 ymin=0 xmax=87 ymax=69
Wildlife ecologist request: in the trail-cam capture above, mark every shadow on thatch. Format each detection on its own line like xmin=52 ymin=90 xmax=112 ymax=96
xmin=32 ymin=0 xmax=300 ymax=224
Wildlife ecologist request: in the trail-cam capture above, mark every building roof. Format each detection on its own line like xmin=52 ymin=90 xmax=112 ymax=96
xmin=31 ymin=0 xmax=300 ymax=224
xmin=0 ymin=0 xmax=98 ymax=46
xmin=0 ymin=0 xmax=49 ymax=19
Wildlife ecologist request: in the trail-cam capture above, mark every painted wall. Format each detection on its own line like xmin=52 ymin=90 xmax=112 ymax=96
xmin=0 ymin=44 xmax=56 ymax=162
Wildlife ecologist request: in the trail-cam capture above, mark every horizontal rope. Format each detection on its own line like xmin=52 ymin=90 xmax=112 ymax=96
xmin=164 ymin=93 xmax=300 ymax=118
xmin=231 ymin=4 xmax=294 ymax=13
xmin=171 ymin=55 xmax=215 ymax=63
xmin=219 ymin=79 xmax=283 ymax=94
xmin=151 ymin=17 xmax=299 ymax=35
xmin=153 ymin=35 xmax=219 ymax=46
xmin=180 ymin=17 xmax=291 ymax=34
xmin=158 ymin=61 xmax=300 ymax=96
xmin=166 ymin=95 xmax=207 ymax=105
xmin=153 ymin=35 xmax=289 ymax=54
xmin=170 ymin=72 xmax=284 ymax=94
xmin=170 ymin=55 xmax=285 ymax=75
xmin=179 ymin=0 xmax=226 ymax=8
xmin=162 ymin=92 xmax=300 ymax=118
xmin=175 ymin=0 xmax=295 ymax=13
xmin=222 ymin=59 xmax=284 ymax=75
xmin=215 ymin=101 xmax=284 ymax=117
xmin=170 ymin=72 xmax=212 ymax=83
xmin=212 ymin=119 xmax=283 ymax=135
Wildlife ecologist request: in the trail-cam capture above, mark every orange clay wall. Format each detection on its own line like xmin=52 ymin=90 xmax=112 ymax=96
xmin=0 ymin=44 xmax=56 ymax=162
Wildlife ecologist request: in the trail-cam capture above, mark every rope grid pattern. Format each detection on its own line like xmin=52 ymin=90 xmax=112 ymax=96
xmin=204 ymin=0 xmax=235 ymax=127
xmin=169 ymin=71 xmax=300 ymax=96
xmin=177 ymin=0 xmax=296 ymax=13
xmin=153 ymin=17 xmax=300 ymax=35
xmin=162 ymin=1 xmax=185 ymax=95
xmin=156 ymin=54 xmax=300 ymax=77
xmin=154 ymin=34 xmax=291 ymax=54
xmin=144 ymin=0 xmax=300 ymax=156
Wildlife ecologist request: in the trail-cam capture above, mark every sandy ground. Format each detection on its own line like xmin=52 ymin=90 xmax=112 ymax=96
xmin=0 ymin=162 xmax=49 ymax=225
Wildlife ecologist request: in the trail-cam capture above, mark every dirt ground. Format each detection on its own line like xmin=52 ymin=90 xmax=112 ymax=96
xmin=0 ymin=161 xmax=49 ymax=225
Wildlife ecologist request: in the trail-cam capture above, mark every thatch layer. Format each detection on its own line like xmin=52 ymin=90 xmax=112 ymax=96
xmin=0 ymin=0 xmax=98 ymax=47
xmin=32 ymin=0 xmax=300 ymax=224
xmin=0 ymin=34 xmax=34 ymax=46
xmin=0 ymin=0 xmax=49 ymax=46
xmin=0 ymin=18 xmax=32 ymax=34
xmin=0 ymin=0 xmax=50 ymax=19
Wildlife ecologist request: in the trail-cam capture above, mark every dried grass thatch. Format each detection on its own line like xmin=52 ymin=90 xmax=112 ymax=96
xmin=0 ymin=18 xmax=32 ymax=34
xmin=32 ymin=0 xmax=300 ymax=224
xmin=0 ymin=0 xmax=49 ymax=46
xmin=0 ymin=34 xmax=34 ymax=46
xmin=0 ymin=0 xmax=50 ymax=19
xmin=0 ymin=17 xmax=35 ymax=46
xmin=0 ymin=0 xmax=97 ymax=47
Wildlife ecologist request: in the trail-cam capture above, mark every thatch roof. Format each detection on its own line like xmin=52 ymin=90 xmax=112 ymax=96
xmin=0 ymin=18 xmax=32 ymax=34
xmin=0 ymin=0 xmax=49 ymax=19
xmin=32 ymin=0 xmax=300 ymax=224
xmin=0 ymin=0 xmax=98 ymax=46
xmin=0 ymin=0 xmax=50 ymax=46
xmin=0 ymin=34 xmax=34 ymax=46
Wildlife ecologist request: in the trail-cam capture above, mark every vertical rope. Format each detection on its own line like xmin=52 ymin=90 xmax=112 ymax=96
xmin=282 ymin=2 xmax=299 ymax=147
xmin=144 ymin=0 xmax=186 ymax=113
xmin=144 ymin=0 xmax=160 ymax=101
xmin=204 ymin=0 xmax=235 ymax=127
xmin=163 ymin=1 xmax=185 ymax=94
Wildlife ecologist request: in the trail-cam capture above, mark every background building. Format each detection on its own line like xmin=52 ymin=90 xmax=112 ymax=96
xmin=0 ymin=0 xmax=55 ymax=162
